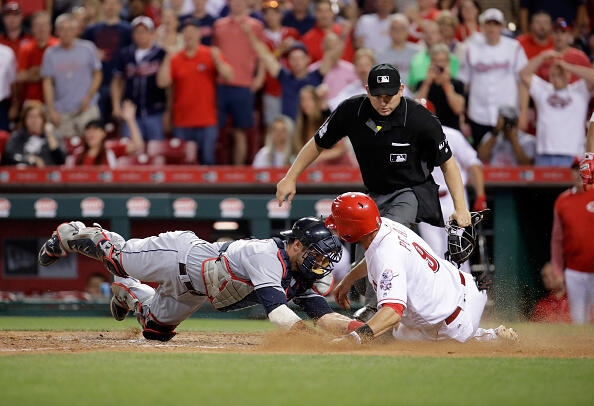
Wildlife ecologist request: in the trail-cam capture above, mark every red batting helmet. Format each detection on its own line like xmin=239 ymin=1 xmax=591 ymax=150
xmin=325 ymin=192 xmax=381 ymax=243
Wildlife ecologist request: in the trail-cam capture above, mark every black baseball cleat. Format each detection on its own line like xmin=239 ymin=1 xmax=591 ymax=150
xmin=38 ymin=233 xmax=67 ymax=266
xmin=110 ymin=296 xmax=130 ymax=321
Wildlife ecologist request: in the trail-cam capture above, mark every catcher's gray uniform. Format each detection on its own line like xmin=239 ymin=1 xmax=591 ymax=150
xmin=98 ymin=229 xmax=333 ymax=340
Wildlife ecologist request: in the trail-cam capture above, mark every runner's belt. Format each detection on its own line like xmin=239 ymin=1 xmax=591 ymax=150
xmin=445 ymin=271 xmax=466 ymax=325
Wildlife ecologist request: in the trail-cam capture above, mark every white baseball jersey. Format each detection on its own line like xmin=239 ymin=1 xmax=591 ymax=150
xmin=0 ymin=44 xmax=16 ymax=100
xmin=458 ymin=34 xmax=527 ymax=126
xmin=354 ymin=13 xmax=394 ymax=56
xmin=530 ymin=75 xmax=589 ymax=156
xmin=365 ymin=217 xmax=465 ymax=328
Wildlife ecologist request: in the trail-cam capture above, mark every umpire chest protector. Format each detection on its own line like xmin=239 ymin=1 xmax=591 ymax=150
xmin=314 ymin=96 xmax=453 ymax=226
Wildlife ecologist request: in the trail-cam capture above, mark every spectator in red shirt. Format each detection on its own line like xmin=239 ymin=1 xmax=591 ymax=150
xmin=301 ymin=0 xmax=355 ymax=63
xmin=70 ymin=100 xmax=144 ymax=167
xmin=0 ymin=2 xmax=32 ymax=58
xmin=517 ymin=10 xmax=554 ymax=60
xmin=213 ymin=0 xmax=265 ymax=165
xmin=551 ymin=160 xmax=594 ymax=324
xmin=157 ymin=18 xmax=233 ymax=165
xmin=536 ymin=18 xmax=591 ymax=83
xmin=531 ymin=262 xmax=572 ymax=324
xmin=16 ymin=11 xmax=58 ymax=105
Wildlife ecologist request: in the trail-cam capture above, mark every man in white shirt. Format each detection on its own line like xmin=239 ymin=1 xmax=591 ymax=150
xmin=328 ymin=192 xmax=518 ymax=343
xmin=520 ymin=50 xmax=594 ymax=167
xmin=354 ymin=0 xmax=395 ymax=56
xmin=375 ymin=14 xmax=419 ymax=85
xmin=458 ymin=8 xmax=527 ymax=148
xmin=0 ymin=43 xmax=16 ymax=131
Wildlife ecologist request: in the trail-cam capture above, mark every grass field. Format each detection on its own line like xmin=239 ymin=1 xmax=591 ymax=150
xmin=0 ymin=317 xmax=593 ymax=406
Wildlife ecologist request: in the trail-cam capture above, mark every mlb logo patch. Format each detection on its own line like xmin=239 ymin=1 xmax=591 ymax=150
xmin=377 ymin=75 xmax=390 ymax=83
xmin=390 ymin=153 xmax=407 ymax=163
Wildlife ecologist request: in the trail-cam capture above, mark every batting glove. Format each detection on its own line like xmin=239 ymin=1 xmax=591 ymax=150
xmin=473 ymin=195 xmax=487 ymax=212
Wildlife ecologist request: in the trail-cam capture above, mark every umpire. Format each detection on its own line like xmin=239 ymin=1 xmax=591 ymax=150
xmin=276 ymin=63 xmax=471 ymax=320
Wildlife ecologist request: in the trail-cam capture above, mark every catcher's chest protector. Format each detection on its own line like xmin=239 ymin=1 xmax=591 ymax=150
xmin=202 ymin=257 xmax=255 ymax=310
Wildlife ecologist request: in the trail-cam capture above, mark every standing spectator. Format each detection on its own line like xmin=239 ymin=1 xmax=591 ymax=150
xmin=295 ymin=85 xmax=352 ymax=165
xmin=551 ymin=160 xmax=594 ymax=324
xmin=417 ymin=0 xmax=440 ymax=21
xmin=520 ymin=52 xmax=594 ymax=167
xmin=454 ymin=0 xmax=480 ymax=42
xmin=301 ymin=0 xmax=355 ymax=63
xmin=458 ymin=8 xmax=527 ymax=148
xmin=0 ymin=2 xmax=32 ymax=58
xmin=260 ymin=0 xmax=300 ymax=125
xmin=82 ymin=0 xmax=133 ymax=120
xmin=407 ymin=20 xmax=459 ymax=91
xmin=436 ymin=10 xmax=465 ymax=62
xmin=477 ymin=105 xmax=536 ymax=166
xmin=536 ymin=18 xmax=591 ymax=83
xmin=530 ymin=262 xmax=572 ymax=324
xmin=282 ymin=0 xmax=315 ymax=36
xmin=517 ymin=10 xmax=553 ymax=60
xmin=414 ymin=43 xmax=465 ymax=130
xmin=185 ymin=0 xmax=217 ymax=45
xmin=0 ymin=43 xmax=16 ymax=131
xmin=308 ymin=33 xmax=357 ymax=102
xmin=41 ymin=13 xmax=102 ymax=139
xmin=155 ymin=8 xmax=184 ymax=54
xmin=244 ymin=22 xmax=338 ymax=120
xmin=376 ymin=14 xmax=419 ymax=85
xmin=520 ymin=0 xmax=588 ymax=37
xmin=0 ymin=101 xmax=65 ymax=167
xmin=17 ymin=12 xmax=58 ymax=105
xmin=354 ymin=0 xmax=395 ymax=56
xmin=69 ymin=101 xmax=145 ymax=167
xmin=329 ymin=48 xmax=375 ymax=111
xmin=158 ymin=18 xmax=233 ymax=165
xmin=112 ymin=16 xmax=167 ymax=141
xmin=213 ymin=0 xmax=264 ymax=165
xmin=252 ymin=114 xmax=295 ymax=168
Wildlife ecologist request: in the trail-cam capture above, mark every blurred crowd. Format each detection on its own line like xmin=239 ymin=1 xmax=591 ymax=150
xmin=0 ymin=0 xmax=592 ymax=167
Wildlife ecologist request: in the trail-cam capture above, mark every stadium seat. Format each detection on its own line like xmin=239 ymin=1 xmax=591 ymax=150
xmin=146 ymin=139 xmax=198 ymax=165
xmin=64 ymin=136 xmax=84 ymax=155
xmin=0 ymin=130 xmax=9 ymax=160
xmin=116 ymin=153 xmax=165 ymax=167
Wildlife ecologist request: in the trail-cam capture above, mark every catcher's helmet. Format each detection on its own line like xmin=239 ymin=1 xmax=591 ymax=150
xmin=325 ymin=192 xmax=381 ymax=243
xmin=281 ymin=217 xmax=342 ymax=280
xmin=445 ymin=210 xmax=489 ymax=267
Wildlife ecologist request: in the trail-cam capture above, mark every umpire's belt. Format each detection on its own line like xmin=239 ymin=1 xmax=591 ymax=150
xmin=444 ymin=272 xmax=466 ymax=325
xmin=179 ymin=263 xmax=206 ymax=296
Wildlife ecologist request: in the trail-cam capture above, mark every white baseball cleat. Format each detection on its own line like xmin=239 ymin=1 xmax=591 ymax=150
xmin=495 ymin=325 xmax=519 ymax=342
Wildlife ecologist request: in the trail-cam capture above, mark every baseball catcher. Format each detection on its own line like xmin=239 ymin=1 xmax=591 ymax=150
xmin=38 ymin=217 xmax=360 ymax=341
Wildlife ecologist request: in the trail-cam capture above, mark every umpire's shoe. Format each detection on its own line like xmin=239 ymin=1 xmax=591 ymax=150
xmin=38 ymin=232 xmax=68 ymax=266
xmin=110 ymin=296 xmax=130 ymax=321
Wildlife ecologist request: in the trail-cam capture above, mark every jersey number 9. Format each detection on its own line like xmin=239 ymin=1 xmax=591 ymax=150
xmin=413 ymin=242 xmax=439 ymax=273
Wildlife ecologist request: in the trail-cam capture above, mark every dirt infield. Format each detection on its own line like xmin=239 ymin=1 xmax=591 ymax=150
xmin=1 ymin=329 xmax=593 ymax=358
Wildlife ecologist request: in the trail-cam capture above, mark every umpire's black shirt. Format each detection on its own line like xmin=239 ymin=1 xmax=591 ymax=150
xmin=314 ymin=95 xmax=452 ymax=226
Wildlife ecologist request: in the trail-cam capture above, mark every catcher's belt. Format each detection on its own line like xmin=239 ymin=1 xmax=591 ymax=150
xmin=202 ymin=256 xmax=254 ymax=310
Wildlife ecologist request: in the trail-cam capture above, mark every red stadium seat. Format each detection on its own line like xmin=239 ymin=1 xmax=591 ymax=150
xmin=0 ymin=130 xmax=9 ymax=160
xmin=64 ymin=136 xmax=84 ymax=155
xmin=116 ymin=153 xmax=165 ymax=167
xmin=146 ymin=139 xmax=198 ymax=165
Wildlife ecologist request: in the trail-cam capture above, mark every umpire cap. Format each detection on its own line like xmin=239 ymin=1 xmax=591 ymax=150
xmin=367 ymin=64 xmax=401 ymax=96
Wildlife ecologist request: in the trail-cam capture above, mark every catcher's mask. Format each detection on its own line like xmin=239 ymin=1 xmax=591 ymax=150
xmin=281 ymin=217 xmax=343 ymax=281
xmin=445 ymin=210 xmax=489 ymax=267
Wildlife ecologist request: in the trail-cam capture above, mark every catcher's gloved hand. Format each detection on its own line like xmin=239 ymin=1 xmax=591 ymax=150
xmin=580 ymin=153 xmax=593 ymax=190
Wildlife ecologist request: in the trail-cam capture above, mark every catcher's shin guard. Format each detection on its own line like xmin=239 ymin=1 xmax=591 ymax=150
xmin=55 ymin=221 xmax=128 ymax=277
